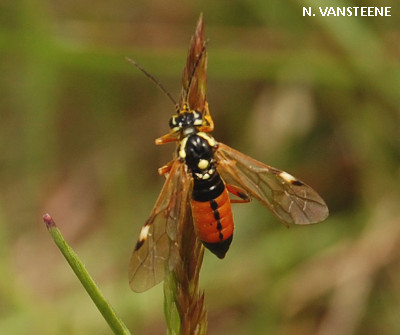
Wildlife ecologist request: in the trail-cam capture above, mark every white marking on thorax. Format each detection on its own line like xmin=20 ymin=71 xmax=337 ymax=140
xmin=179 ymin=137 xmax=189 ymax=159
xmin=198 ymin=159 xmax=209 ymax=170
xmin=197 ymin=132 xmax=217 ymax=147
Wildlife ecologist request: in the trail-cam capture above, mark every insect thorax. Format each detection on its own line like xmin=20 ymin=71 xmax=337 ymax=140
xmin=178 ymin=132 xmax=218 ymax=181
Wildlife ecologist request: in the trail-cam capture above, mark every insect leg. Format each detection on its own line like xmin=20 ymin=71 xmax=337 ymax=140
xmin=198 ymin=102 xmax=214 ymax=133
xmin=158 ymin=160 xmax=175 ymax=175
xmin=155 ymin=133 xmax=179 ymax=145
xmin=226 ymin=184 xmax=251 ymax=204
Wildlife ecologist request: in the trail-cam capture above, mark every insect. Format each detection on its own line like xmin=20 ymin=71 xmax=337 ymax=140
xmin=128 ymin=17 xmax=329 ymax=293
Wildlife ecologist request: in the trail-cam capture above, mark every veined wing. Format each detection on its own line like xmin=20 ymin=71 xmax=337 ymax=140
xmin=129 ymin=160 xmax=191 ymax=292
xmin=215 ymin=143 xmax=329 ymax=226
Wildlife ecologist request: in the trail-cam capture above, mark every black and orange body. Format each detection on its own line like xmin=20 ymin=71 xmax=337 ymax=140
xmin=129 ymin=15 xmax=329 ymax=292
xmin=181 ymin=133 xmax=234 ymax=258
xmin=191 ymin=173 xmax=234 ymax=259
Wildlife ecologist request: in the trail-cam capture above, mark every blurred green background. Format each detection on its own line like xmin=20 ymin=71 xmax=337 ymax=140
xmin=1 ymin=0 xmax=400 ymax=334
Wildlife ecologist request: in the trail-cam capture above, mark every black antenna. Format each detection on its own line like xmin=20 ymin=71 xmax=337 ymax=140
xmin=126 ymin=57 xmax=177 ymax=106
xmin=184 ymin=40 xmax=209 ymax=103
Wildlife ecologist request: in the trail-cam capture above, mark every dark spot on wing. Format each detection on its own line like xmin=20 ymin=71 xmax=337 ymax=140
xmin=134 ymin=239 xmax=145 ymax=251
xmin=291 ymin=180 xmax=304 ymax=186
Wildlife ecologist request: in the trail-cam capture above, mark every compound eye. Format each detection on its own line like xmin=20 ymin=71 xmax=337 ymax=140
xmin=168 ymin=116 xmax=176 ymax=129
xmin=169 ymin=115 xmax=182 ymax=131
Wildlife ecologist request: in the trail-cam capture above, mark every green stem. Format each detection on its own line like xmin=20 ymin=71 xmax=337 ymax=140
xmin=43 ymin=213 xmax=131 ymax=335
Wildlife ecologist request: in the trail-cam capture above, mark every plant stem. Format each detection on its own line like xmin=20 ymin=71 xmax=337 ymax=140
xmin=164 ymin=208 xmax=207 ymax=335
xmin=163 ymin=14 xmax=209 ymax=335
xmin=43 ymin=213 xmax=131 ymax=335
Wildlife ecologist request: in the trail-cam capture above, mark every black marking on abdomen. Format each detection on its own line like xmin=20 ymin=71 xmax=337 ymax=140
xmin=202 ymin=235 xmax=233 ymax=259
xmin=192 ymin=173 xmax=224 ymax=202
xmin=210 ymin=201 xmax=223 ymax=239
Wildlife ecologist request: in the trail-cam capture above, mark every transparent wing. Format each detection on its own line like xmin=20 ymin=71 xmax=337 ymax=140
xmin=129 ymin=160 xmax=191 ymax=292
xmin=215 ymin=143 xmax=329 ymax=226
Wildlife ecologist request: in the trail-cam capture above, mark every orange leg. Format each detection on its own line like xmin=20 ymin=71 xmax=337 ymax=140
xmin=158 ymin=160 xmax=175 ymax=175
xmin=226 ymin=184 xmax=251 ymax=204
xmin=155 ymin=132 xmax=179 ymax=145
xmin=198 ymin=102 xmax=214 ymax=133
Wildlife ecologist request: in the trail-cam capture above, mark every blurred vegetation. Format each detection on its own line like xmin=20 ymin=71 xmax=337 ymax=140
xmin=1 ymin=0 xmax=400 ymax=334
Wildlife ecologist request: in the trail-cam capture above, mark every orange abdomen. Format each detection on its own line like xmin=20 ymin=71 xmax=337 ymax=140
xmin=191 ymin=187 xmax=234 ymax=258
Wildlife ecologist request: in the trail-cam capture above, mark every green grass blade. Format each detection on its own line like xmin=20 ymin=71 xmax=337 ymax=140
xmin=42 ymin=213 xmax=131 ymax=335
